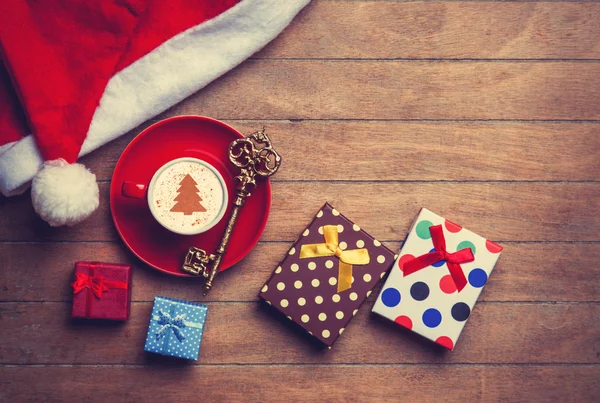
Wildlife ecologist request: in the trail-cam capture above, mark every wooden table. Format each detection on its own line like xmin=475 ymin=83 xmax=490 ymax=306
xmin=1 ymin=1 xmax=599 ymax=401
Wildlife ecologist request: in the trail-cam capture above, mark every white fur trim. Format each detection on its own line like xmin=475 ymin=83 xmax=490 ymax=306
xmin=31 ymin=159 xmax=99 ymax=226
xmin=0 ymin=140 xmax=17 ymax=156
xmin=0 ymin=0 xmax=310 ymax=196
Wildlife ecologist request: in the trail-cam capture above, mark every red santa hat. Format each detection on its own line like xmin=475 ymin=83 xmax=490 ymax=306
xmin=0 ymin=0 xmax=309 ymax=226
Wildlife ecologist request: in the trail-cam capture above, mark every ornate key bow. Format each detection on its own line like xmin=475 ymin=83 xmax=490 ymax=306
xmin=71 ymin=273 xmax=109 ymax=298
xmin=300 ymin=225 xmax=370 ymax=293
xmin=155 ymin=310 xmax=187 ymax=342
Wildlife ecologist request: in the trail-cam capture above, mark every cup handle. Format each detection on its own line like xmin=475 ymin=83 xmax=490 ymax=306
xmin=121 ymin=181 xmax=148 ymax=199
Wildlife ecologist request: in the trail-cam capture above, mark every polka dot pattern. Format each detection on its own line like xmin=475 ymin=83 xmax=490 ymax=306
xmin=394 ymin=315 xmax=413 ymax=330
xmin=422 ymin=308 xmax=442 ymax=328
xmin=435 ymin=336 xmax=454 ymax=350
xmin=415 ymin=220 xmax=433 ymax=239
xmin=144 ymin=296 xmax=207 ymax=361
xmin=486 ymin=239 xmax=503 ymax=253
xmin=258 ymin=203 xmax=397 ymax=347
xmin=456 ymin=240 xmax=476 ymax=256
xmin=381 ymin=288 xmax=401 ymax=307
xmin=439 ymin=274 xmax=457 ymax=294
xmin=444 ymin=220 xmax=462 ymax=233
xmin=397 ymin=254 xmax=415 ymax=272
xmin=451 ymin=302 xmax=470 ymax=322
xmin=372 ymin=208 xmax=502 ymax=350
xmin=410 ymin=281 xmax=430 ymax=301
xmin=468 ymin=268 xmax=488 ymax=288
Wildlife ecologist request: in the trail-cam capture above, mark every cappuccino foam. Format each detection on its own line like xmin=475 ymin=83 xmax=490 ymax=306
xmin=149 ymin=160 xmax=226 ymax=234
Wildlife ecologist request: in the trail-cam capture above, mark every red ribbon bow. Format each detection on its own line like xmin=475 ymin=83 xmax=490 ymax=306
xmin=71 ymin=272 xmax=127 ymax=299
xmin=403 ymin=224 xmax=474 ymax=292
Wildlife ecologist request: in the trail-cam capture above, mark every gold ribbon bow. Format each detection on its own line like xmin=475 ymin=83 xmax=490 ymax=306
xmin=300 ymin=225 xmax=370 ymax=293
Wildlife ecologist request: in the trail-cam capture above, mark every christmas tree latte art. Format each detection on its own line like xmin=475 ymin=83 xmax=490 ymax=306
xmin=170 ymin=174 xmax=207 ymax=215
xmin=149 ymin=160 xmax=226 ymax=234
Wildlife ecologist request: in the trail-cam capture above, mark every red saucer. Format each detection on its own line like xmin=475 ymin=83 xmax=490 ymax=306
xmin=110 ymin=116 xmax=271 ymax=277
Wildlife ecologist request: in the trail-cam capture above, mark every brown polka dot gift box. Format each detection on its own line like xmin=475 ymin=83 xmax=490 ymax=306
xmin=258 ymin=202 xmax=395 ymax=347
xmin=372 ymin=208 xmax=503 ymax=351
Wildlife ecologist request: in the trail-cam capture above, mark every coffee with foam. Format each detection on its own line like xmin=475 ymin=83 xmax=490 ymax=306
xmin=148 ymin=159 xmax=227 ymax=235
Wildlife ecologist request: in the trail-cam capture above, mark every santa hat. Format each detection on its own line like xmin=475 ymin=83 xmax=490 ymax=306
xmin=0 ymin=0 xmax=309 ymax=226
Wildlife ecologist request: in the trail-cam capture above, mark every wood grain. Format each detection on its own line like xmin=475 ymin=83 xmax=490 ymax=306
xmin=1 ymin=183 xmax=598 ymax=242
xmin=257 ymin=2 xmax=600 ymax=59
xmin=167 ymin=61 xmax=600 ymax=120
xmin=2 ymin=2 xmax=600 ymax=401
xmin=80 ymin=121 xmax=600 ymax=182
xmin=1 ymin=243 xmax=598 ymax=303
xmin=1 ymin=365 xmax=598 ymax=402
xmin=0 ymin=302 xmax=597 ymax=364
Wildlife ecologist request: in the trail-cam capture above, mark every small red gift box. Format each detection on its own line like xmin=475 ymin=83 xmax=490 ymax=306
xmin=71 ymin=261 xmax=132 ymax=320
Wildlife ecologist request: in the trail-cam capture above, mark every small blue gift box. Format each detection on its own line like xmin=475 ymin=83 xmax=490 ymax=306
xmin=144 ymin=296 xmax=208 ymax=360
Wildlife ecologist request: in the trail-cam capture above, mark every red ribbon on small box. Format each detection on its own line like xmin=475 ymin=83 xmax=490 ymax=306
xmin=72 ymin=268 xmax=128 ymax=316
xmin=72 ymin=273 xmax=128 ymax=298
xmin=403 ymin=224 xmax=474 ymax=292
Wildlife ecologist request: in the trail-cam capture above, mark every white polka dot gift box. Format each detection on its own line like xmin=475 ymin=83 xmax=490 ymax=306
xmin=372 ymin=208 xmax=503 ymax=350
xmin=259 ymin=202 xmax=395 ymax=347
xmin=144 ymin=296 xmax=208 ymax=360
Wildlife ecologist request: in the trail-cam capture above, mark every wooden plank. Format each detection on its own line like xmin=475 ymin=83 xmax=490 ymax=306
xmin=166 ymin=61 xmax=600 ymax=120
xmin=0 ymin=302 xmax=597 ymax=364
xmin=80 ymin=121 xmax=600 ymax=182
xmin=257 ymin=2 xmax=600 ymax=60
xmin=1 ymin=243 xmax=598 ymax=303
xmin=1 ymin=365 xmax=598 ymax=402
xmin=1 ymin=183 xmax=598 ymax=242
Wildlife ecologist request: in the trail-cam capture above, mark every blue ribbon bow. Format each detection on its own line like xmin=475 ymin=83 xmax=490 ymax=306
xmin=155 ymin=309 xmax=187 ymax=342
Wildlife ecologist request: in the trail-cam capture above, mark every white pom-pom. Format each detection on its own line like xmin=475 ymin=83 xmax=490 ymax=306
xmin=31 ymin=159 xmax=99 ymax=227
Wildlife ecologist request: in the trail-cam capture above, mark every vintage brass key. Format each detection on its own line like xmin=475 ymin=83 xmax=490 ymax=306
xmin=181 ymin=128 xmax=281 ymax=295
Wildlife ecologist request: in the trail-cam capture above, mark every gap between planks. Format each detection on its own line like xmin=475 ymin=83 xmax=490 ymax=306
xmin=1 ymin=363 xmax=599 ymax=368
xmin=1 ymin=301 xmax=598 ymax=305
xmin=250 ymin=58 xmax=600 ymax=62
